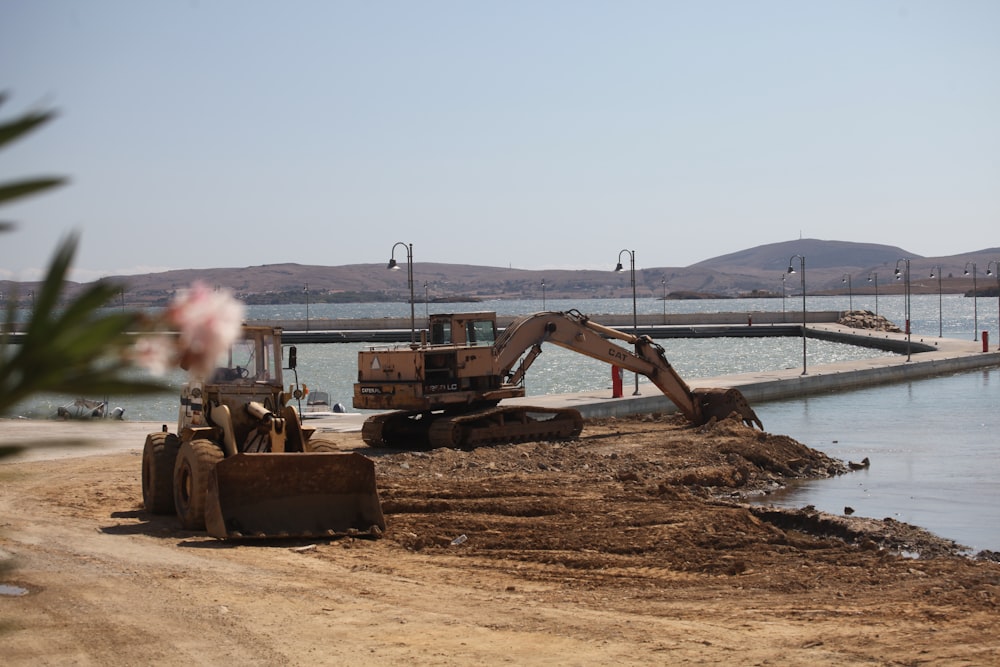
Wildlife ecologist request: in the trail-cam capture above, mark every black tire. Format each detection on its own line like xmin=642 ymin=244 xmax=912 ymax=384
xmin=307 ymin=437 xmax=339 ymax=453
xmin=173 ymin=439 xmax=224 ymax=531
xmin=142 ymin=432 xmax=181 ymax=514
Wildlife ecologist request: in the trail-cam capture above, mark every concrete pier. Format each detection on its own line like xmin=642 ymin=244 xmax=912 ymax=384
xmin=507 ymin=323 xmax=999 ymax=420
xmin=309 ymin=321 xmax=1000 ymax=432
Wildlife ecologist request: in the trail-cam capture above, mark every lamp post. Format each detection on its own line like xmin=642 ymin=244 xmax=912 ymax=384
xmin=929 ymin=266 xmax=943 ymax=337
xmin=842 ymin=273 xmax=853 ymax=312
xmin=964 ymin=262 xmax=978 ymax=341
xmin=987 ymin=261 xmax=1000 ymax=350
xmin=781 ymin=273 xmax=786 ymax=318
xmin=541 ymin=279 xmax=546 ymax=310
xmin=661 ymin=277 xmax=667 ymax=324
xmin=614 ymin=249 xmax=640 ymax=395
xmin=895 ymin=258 xmax=912 ymax=361
xmin=424 ymin=281 xmax=429 ymax=321
xmin=787 ymin=255 xmax=807 ymax=375
xmin=303 ymin=283 xmax=310 ymax=332
xmin=388 ymin=242 xmax=416 ymax=344
xmin=867 ymin=272 xmax=879 ymax=319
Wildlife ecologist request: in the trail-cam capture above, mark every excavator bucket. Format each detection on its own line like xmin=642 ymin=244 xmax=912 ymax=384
xmin=693 ymin=387 xmax=764 ymax=430
xmin=204 ymin=452 xmax=385 ymax=539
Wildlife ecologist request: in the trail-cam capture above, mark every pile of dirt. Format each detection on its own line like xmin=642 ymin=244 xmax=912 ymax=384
xmin=370 ymin=413 xmax=975 ymax=576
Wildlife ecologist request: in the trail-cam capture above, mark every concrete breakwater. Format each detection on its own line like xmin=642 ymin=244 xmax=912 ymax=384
xmin=509 ymin=322 xmax=1000 ymax=420
xmin=253 ymin=311 xmax=1000 ymax=422
xmin=254 ymin=310 xmax=844 ymax=344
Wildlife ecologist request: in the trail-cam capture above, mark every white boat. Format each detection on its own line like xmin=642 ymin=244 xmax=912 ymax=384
xmin=55 ymin=398 xmax=124 ymax=420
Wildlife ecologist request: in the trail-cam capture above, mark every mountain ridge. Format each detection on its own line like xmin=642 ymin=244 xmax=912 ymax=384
xmin=3 ymin=239 xmax=998 ymax=306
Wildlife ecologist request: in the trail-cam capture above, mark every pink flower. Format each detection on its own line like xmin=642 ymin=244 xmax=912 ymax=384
xmin=128 ymin=282 xmax=245 ymax=378
xmin=165 ymin=282 xmax=245 ymax=379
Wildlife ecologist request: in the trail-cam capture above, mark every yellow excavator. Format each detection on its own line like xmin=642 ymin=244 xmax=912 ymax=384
xmin=354 ymin=309 xmax=762 ymax=448
xmin=142 ymin=325 xmax=384 ymax=539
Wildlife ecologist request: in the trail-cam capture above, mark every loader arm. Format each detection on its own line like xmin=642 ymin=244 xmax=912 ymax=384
xmin=494 ymin=310 xmax=703 ymax=423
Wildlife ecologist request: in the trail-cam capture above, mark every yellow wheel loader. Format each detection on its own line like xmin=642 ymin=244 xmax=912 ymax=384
xmin=354 ymin=310 xmax=762 ymax=449
xmin=142 ymin=326 xmax=384 ymax=539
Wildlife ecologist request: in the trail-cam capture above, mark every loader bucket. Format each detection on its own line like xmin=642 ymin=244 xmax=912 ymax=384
xmin=204 ymin=452 xmax=385 ymax=539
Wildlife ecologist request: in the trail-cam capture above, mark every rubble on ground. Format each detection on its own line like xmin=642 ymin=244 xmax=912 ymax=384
xmin=837 ymin=309 xmax=902 ymax=332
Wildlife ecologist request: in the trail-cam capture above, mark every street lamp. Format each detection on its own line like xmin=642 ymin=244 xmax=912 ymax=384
xmin=787 ymin=255 xmax=807 ymax=375
xmin=867 ymin=272 xmax=879 ymax=319
xmin=424 ymin=281 xmax=429 ymax=321
xmin=929 ymin=266 xmax=943 ymax=337
xmin=661 ymin=277 xmax=668 ymax=324
xmin=842 ymin=273 xmax=853 ymax=312
xmin=781 ymin=273 xmax=786 ymax=317
xmin=964 ymin=262 xmax=978 ymax=341
xmin=895 ymin=258 xmax=912 ymax=361
xmin=303 ymin=283 xmax=310 ymax=332
xmin=987 ymin=261 xmax=1000 ymax=350
xmin=614 ymin=249 xmax=640 ymax=395
xmin=541 ymin=279 xmax=546 ymax=310
xmin=388 ymin=242 xmax=416 ymax=344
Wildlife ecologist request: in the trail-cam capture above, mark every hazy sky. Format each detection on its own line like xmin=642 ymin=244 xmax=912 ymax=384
xmin=2 ymin=1 xmax=998 ymax=282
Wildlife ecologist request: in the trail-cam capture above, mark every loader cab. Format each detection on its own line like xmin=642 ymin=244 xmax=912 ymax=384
xmin=208 ymin=326 xmax=283 ymax=387
xmin=429 ymin=312 xmax=497 ymax=347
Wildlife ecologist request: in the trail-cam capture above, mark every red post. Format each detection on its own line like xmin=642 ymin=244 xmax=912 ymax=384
xmin=611 ymin=365 xmax=623 ymax=398
xmin=983 ymin=331 xmax=989 ymax=353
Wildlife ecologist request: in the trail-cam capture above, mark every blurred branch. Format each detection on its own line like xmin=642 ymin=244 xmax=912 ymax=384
xmin=0 ymin=93 xmax=170 ymax=457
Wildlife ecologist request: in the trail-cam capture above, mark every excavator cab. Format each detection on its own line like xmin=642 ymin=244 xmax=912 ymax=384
xmin=429 ymin=312 xmax=496 ymax=346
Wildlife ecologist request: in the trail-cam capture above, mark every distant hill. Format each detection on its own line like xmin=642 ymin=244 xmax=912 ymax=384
xmin=3 ymin=239 xmax=998 ymax=307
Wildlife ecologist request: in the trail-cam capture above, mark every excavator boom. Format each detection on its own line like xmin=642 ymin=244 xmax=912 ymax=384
xmin=496 ymin=310 xmax=702 ymax=423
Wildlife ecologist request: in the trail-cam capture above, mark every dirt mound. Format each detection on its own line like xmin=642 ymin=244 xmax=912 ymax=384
xmin=372 ymin=414 xmax=970 ymax=583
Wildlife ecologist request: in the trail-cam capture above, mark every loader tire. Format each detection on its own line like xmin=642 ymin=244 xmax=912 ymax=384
xmin=142 ymin=432 xmax=180 ymax=514
xmin=307 ymin=437 xmax=339 ymax=453
xmin=173 ymin=439 xmax=224 ymax=531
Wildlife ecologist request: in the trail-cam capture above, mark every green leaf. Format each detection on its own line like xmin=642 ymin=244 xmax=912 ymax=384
xmin=0 ymin=103 xmax=57 ymax=151
xmin=0 ymin=177 xmax=67 ymax=206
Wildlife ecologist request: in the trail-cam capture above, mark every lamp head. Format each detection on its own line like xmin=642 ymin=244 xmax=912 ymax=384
xmin=387 ymin=258 xmax=399 ymax=270
xmin=614 ymin=262 xmax=624 ymax=273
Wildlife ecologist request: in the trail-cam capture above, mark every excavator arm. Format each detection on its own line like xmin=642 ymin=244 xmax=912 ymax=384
xmin=494 ymin=310 xmax=762 ymax=429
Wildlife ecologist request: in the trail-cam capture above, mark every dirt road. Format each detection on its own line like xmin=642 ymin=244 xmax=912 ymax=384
xmin=1 ymin=415 xmax=998 ymax=665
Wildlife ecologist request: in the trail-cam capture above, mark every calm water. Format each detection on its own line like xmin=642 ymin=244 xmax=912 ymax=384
xmin=755 ymin=369 xmax=1000 ymax=555
xmin=5 ymin=294 xmax=999 ymax=552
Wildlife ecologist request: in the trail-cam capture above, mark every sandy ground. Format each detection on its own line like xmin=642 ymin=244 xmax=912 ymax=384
xmin=1 ymin=415 xmax=999 ymax=666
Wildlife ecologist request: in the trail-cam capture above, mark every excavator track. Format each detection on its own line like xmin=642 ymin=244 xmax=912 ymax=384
xmin=361 ymin=411 xmax=435 ymax=448
xmin=361 ymin=406 xmax=584 ymax=449
xmin=427 ymin=406 xmax=584 ymax=449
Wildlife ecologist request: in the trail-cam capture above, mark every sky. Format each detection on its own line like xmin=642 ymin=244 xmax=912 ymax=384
xmin=1 ymin=1 xmax=998 ymax=282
